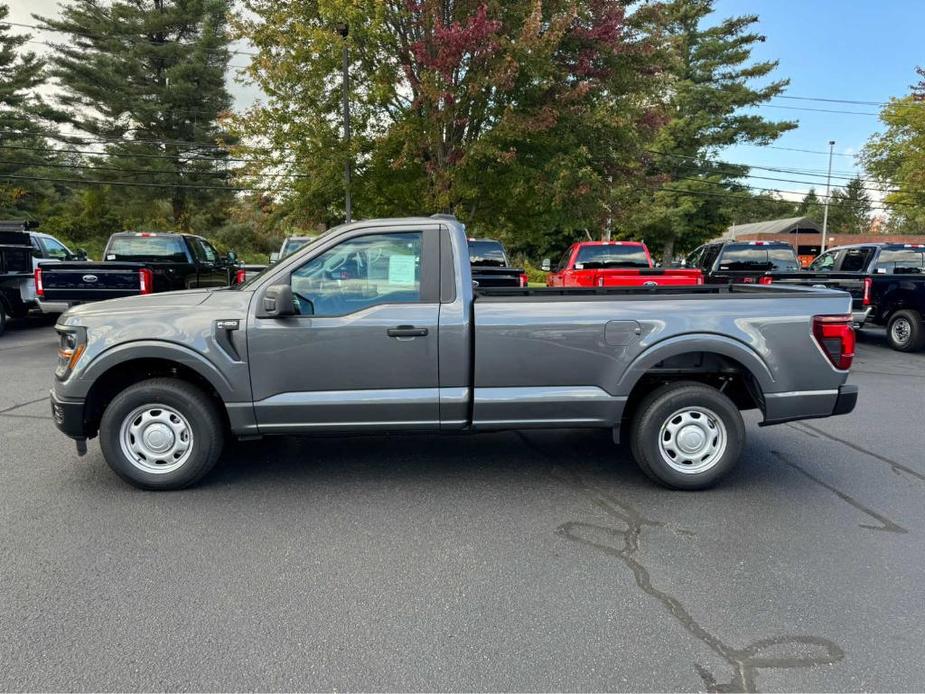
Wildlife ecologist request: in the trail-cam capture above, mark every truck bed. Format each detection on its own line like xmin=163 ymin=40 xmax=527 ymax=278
xmin=475 ymin=283 xmax=832 ymax=300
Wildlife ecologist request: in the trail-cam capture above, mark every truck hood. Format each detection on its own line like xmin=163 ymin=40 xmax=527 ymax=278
xmin=60 ymin=288 xmax=238 ymax=323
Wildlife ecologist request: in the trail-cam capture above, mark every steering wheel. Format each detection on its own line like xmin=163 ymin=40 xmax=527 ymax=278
xmin=323 ymin=252 xmax=348 ymax=273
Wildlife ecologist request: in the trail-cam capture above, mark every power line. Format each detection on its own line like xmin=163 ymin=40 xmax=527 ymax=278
xmin=0 ymin=172 xmax=250 ymax=191
xmin=762 ymin=104 xmax=879 ymax=117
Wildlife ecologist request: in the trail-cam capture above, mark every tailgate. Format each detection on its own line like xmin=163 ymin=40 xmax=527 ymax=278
xmin=472 ymin=266 xmax=524 ymax=287
xmin=39 ymin=262 xmax=145 ymax=302
xmin=596 ymin=268 xmax=703 ymax=287
xmin=769 ymin=272 xmax=866 ymax=308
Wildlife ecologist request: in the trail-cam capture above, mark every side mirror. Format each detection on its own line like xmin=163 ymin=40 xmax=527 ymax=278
xmin=75 ymin=248 xmax=88 ymax=261
xmin=269 ymin=252 xmax=280 ymax=264
xmin=257 ymin=284 xmax=296 ymax=318
xmin=225 ymin=250 xmax=238 ymax=264
xmin=541 ymin=258 xmax=551 ymax=272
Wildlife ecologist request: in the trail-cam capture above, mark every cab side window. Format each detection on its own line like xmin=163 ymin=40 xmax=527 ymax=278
xmin=700 ymin=245 xmax=721 ymax=271
xmin=191 ymin=238 xmax=218 ymax=263
xmin=840 ymin=248 xmax=872 ymax=272
xmin=686 ymin=247 xmax=704 ymax=268
xmin=41 ymin=236 xmax=71 ymax=260
xmin=555 ymin=248 xmax=573 ymax=272
xmin=810 ymin=250 xmax=837 ymax=272
xmin=290 ymin=232 xmax=423 ymax=317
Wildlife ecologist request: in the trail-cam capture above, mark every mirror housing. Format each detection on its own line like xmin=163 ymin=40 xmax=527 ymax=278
xmin=540 ymin=258 xmax=551 ymax=272
xmin=269 ymin=251 xmax=281 ymax=264
xmin=257 ymin=284 xmax=296 ymax=318
xmin=225 ymin=250 xmax=238 ymax=264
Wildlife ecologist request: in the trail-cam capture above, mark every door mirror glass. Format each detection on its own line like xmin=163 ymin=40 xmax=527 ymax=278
xmin=541 ymin=258 xmax=551 ymax=271
xmin=225 ymin=250 xmax=238 ymax=264
xmin=258 ymin=284 xmax=296 ymax=318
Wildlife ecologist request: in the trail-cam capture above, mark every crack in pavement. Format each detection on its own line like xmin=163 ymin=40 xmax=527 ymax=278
xmin=515 ymin=432 xmax=844 ymax=692
xmin=789 ymin=422 xmax=925 ymax=484
xmin=0 ymin=396 xmax=48 ymax=415
xmin=770 ymin=450 xmax=907 ymax=534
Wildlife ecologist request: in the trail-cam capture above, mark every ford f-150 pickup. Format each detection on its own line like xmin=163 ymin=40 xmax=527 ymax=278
xmin=51 ymin=216 xmax=858 ymax=491
xmin=37 ymin=231 xmax=240 ymax=313
xmin=543 ymin=241 xmax=703 ymax=287
xmin=765 ymin=242 xmax=925 ymax=352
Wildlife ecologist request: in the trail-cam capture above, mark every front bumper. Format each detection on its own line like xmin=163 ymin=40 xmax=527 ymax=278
xmin=50 ymin=389 xmax=89 ymax=439
xmin=761 ymin=384 xmax=858 ymax=426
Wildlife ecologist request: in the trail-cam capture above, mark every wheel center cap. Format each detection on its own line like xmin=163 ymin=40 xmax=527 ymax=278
xmin=677 ymin=425 xmax=706 ymax=454
xmin=143 ymin=423 xmax=174 ymax=452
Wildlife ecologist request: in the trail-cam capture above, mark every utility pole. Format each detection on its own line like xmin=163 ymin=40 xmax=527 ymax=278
xmin=821 ymin=140 xmax=835 ymax=253
xmin=338 ymin=23 xmax=352 ymax=223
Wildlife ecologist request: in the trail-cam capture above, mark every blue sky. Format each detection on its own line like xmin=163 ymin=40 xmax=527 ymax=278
xmin=715 ymin=0 xmax=925 ymax=201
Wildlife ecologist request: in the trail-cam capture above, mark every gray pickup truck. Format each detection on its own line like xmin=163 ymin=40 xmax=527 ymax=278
xmin=51 ymin=216 xmax=858 ymax=491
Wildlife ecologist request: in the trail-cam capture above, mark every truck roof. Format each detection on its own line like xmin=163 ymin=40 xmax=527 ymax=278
xmin=574 ymin=241 xmax=646 ymax=247
xmin=828 ymin=241 xmax=925 ymax=251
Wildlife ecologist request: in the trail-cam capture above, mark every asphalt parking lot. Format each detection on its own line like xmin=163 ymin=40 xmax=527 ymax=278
xmin=1 ymin=319 xmax=924 ymax=692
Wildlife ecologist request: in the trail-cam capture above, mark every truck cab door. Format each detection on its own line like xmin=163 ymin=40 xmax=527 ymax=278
xmin=189 ymin=237 xmax=228 ymax=287
xmin=247 ymin=225 xmax=441 ymax=432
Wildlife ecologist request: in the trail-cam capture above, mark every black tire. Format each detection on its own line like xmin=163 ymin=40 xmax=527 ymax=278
xmin=886 ymin=310 xmax=925 ymax=352
xmin=629 ymin=381 xmax=744 ymax=490
xmin=99 ymin=378 xmax=225 ymax=490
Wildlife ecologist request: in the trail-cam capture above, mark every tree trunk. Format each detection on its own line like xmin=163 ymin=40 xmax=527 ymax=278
xmin=661 ymin=236 xmax=676 ymax=263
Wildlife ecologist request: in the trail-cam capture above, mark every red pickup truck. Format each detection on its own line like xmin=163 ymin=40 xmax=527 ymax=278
xmin=543 ymin=241 xmax=703 ymax=287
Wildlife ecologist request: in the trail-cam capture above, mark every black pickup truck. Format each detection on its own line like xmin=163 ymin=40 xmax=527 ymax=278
xmin=685 ymin=240 xmax=801 ymax=284
xmin=468 ymin=238 xmax=527 ymax=288
xmin=766 ymin=242 xmax=925 ymax=352
xmin=0 ymin=231 xmax=34 ymax=335
xmin=37 ymin=232 xmax=241 ymax=313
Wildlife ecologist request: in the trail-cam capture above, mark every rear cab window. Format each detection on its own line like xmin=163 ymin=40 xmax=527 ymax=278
xmin=106 ymin=235 xmax=189 ymax=261
xmin=717 ymin=244 xmax=800 ymax=271
xmin=574 ymin=244 xmax=650 ymax=269
xmin=468 ymin=240 xmax=508 ymax=267
xmin=874 ymin=248 xmax=925 ymax=274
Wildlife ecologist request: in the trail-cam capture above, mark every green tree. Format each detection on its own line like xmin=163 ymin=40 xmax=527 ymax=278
xmin=797 ymin=187 xmax=822 ymax=222
xmin=231 ymin=0 xmax=660 ymax=249
xmin=622 ymin=0 xmax=795 ymax=258
xmin=0 ymin=5 xmax=66 ymax=217
xmin=862 ymin=72 xmax=925 ymax=231
xmin=37 ymin=0 xmax=236 ymax=229
xmin=827 ymin=176 xmax=872 ymax=234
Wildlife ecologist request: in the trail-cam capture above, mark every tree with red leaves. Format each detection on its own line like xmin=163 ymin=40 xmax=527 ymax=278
xmin=232 ymin=0 xmax=660 ymax=248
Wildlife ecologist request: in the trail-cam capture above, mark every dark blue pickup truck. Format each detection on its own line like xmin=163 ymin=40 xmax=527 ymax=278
xmin=37 ymin=232 xmax=241 ymax=314
xmin=767 ymin=242 xmax=925 ymax=351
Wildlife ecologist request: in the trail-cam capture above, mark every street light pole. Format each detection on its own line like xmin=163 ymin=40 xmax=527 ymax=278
xmin=821 ymin=140 xmax=835 ymax=253
xmin=338 ymin=23 xmax=352 ymax=224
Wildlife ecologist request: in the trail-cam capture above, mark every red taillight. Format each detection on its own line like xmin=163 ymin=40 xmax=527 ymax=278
xmin=759 ymin=276 xmax=774 ymax=286
xmin=235 ymin=269 xmax=247 ymax=285
xmin=519 ymin=273 xmax=529 ymax=288
xmin=862 ymin=276 xmax=872 ymax=306
xmin=742 ymin=276 xmax=755 ymax=284
xmin=34 ymin=268 xmax=44 ymax=297
xmin=812 ymin=315 xmax=855 ymax=370
xmin=139 ymin=268 xmax=153 ymax=294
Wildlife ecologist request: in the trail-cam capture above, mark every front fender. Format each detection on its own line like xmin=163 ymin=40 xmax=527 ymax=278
xmin=614 ymin=333 xmax=776 ymax=398
xmin=71 ymin=339 xmax=238 ymax=401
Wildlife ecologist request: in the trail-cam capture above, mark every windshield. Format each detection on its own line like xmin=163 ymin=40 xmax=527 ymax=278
xmin=282 ymin=237 xmax=313 ymax=257
xmin=875 ymin=249 xmax=925 ymax=274
xmin=717 ymin=245 xmax=799 ymax=271
xmin=468 ymin=240 xmax=508 ymax=267
xmin=106 ymin=235 xmax=188 ymax=261
xmin=575 ymin=245 xmax=650 ymax=269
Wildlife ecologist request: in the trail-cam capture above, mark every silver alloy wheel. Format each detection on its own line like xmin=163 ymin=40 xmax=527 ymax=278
xmin=891 ymin=317 xmax=912 ymax=345
xmin=119 ymin=403 xmax=194 ymax=474
xmin=657 ymin=406 xmax=727 ymax=474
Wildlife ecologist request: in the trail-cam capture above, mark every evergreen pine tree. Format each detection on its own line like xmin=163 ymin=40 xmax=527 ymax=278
xmin=37 ymin=0 xmax=236 ymax=229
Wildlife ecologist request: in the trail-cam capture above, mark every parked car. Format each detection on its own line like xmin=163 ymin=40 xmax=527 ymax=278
xmin=468 ymin=238 xmax=528 ymax=288
xmin=685 ymin=240 xmax=801 ymax=284
xmin=270 ymin=235 xmax=319 ymax=264
xmin=36 ymin=231 xmax=239 ymax=314
xmin=0 ymin=230 xmax=34 ymax=336
xmin=765 ymin=242 xmax=925 ymax=352
xmin=543 ymin=241 xmax=703 ymax=287
xmin=51 ymin=215 xmax=857 ymax=491
xmin=0 ymin=225 xmax=84 ymax=332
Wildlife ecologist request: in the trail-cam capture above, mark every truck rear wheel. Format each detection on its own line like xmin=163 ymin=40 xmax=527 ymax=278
xmin=629 ymin=382 xmax=744 ymax=490
xmin=886 ymin=310 xmax=925 ymax=352
xmin=99 ymin=378 xmax=225 ymax=490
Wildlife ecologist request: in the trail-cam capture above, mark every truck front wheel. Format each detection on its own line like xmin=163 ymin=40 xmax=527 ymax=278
xmin=886 ymin=310 xmax=925 ymax=352
xmin=99 ymin=378 xmax=225 ymax=490
xmin=629 ymin=382 xmax=745 ymax=490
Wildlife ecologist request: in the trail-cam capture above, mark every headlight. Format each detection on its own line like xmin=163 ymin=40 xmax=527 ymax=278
xmin=55 ymin=326 xmax=87 ymax=381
